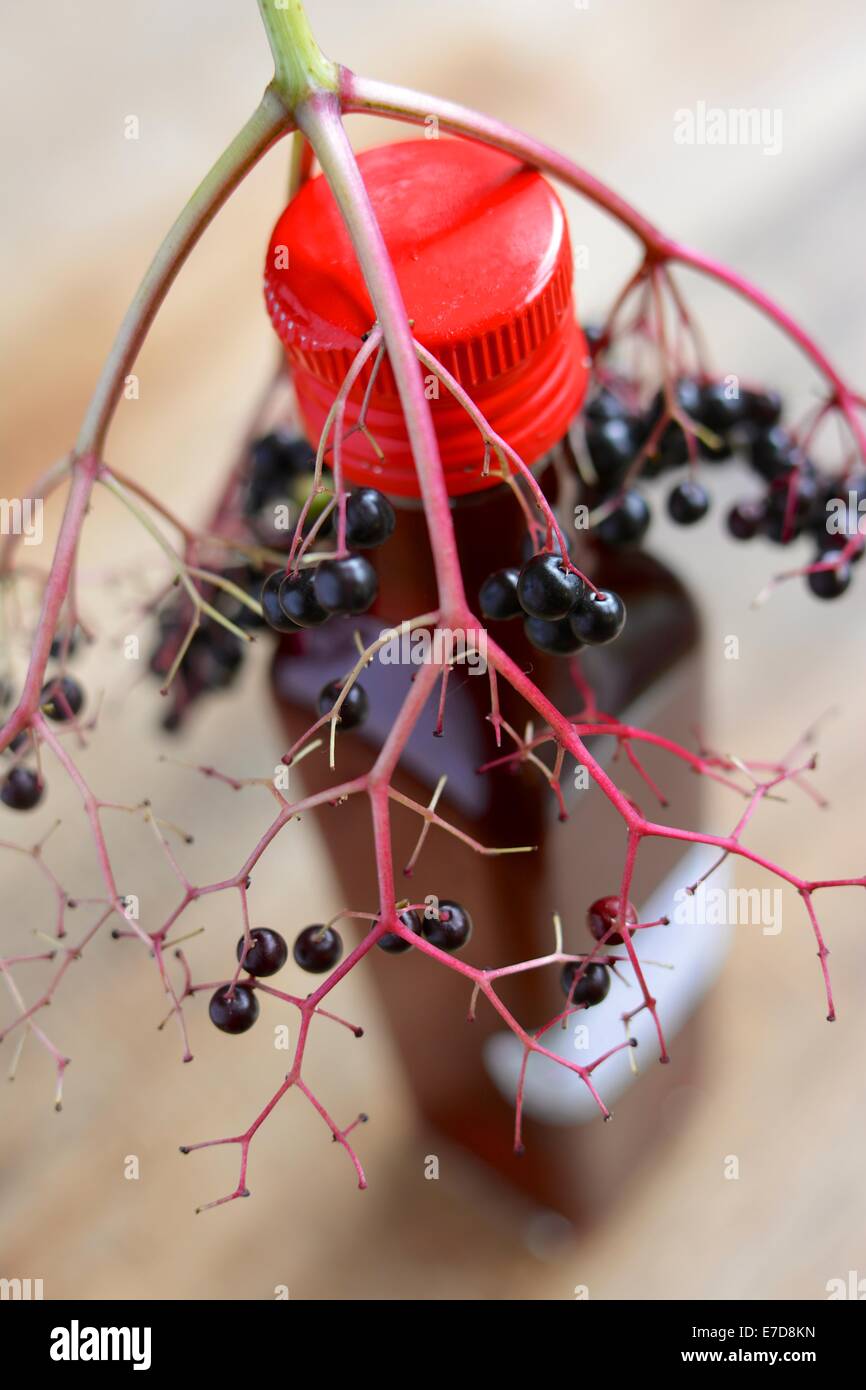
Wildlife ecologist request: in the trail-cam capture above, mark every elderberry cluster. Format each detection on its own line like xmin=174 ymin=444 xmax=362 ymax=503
xmin=289 ymin=901 xmax=473 ymax=974
xmin=146 ymin=429 xmax=321 ymax=730
xmin=727 ymin=427 xmax=866 ymax=600
xmin=259 ymin=465 xmax=396 ymax=736
xmin=260 ymin=484 xmax=393 ymax=634
xmin=578 ymin=344 xmax=865 ymax=600
xmin=1 ymin=660 xmax=87 ymax=813
xmin=580 ymin=373 xmax=785 ymax=540
xmin=479 ymin=548 xmax=626 ymax=657
xmin=148 ymin=567 xmax=258 ymax=732
xmin=243 ymin=429 xmax=330 ymax=548
xmin=208 ymin=904 xmax=473 ymax=1035
xmin=559 ymin=894 xmax=639 ymax=1006
xmin=146 ymin=431 xmax=395 ymax=732
xmin=208 ymin=927 xmax=289 ymax=1034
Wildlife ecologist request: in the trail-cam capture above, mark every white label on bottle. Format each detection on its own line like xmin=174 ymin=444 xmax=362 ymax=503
xmin=483 ymin=844 xmax=734 ymax=1125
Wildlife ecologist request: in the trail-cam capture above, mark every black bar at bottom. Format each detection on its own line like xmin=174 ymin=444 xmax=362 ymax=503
xmin=2 ymin=1297 xmax=860 ymax=1374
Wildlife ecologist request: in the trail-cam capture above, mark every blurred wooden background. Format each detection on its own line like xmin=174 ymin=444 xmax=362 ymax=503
xmin=2 ymin=0 xmax=866 ymax=1299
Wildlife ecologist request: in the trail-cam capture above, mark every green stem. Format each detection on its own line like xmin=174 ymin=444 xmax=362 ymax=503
xmin=256 ymin=0 xmax=337 ymax=106
xmin=288 ymin=130 xmax=314 ymax=199
xmin=100 ymin=476 xmax=252 ymax=642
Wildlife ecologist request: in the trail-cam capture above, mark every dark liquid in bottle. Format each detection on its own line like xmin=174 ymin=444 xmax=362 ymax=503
xmin=271 ymin=460 xmax=704 ymax=1227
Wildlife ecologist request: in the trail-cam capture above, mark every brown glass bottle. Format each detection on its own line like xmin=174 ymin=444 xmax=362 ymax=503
xmin=269 ymin=453 xmax=706 ymax=1229
xmin=262 ymin=135 xmax=713 ymax=1228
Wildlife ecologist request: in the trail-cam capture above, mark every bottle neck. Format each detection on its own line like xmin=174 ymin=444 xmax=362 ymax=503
xmin=366 ymin=448 xmax=568 ymax=623
xmin=288 ymin=313 xmax=587 ymax=501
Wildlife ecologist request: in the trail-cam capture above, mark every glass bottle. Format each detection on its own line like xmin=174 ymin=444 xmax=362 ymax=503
xmin=262 ymin=138 xmax=728 ymax=1228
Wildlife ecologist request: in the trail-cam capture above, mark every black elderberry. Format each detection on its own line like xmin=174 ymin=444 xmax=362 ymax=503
xmin=236 ymin=928 xmax=289 ymax=977
xmin=1 ymin=767 xmax=45 ymax=811
xmin=743 ymin=388 xmax=783 ymax=431
xmin=761 ymin=472 xmax=820 ymax=544
xmin=517 ymin=553 xmax=584 ymax=621
xmin=674 ymin=376 xmax=703 ymax=417
xmin=375 ymin=909 xmax=424 ymax=954
xmin=50 ymin=625 xmax=82 ymax=659
xmin=584 ymin=386 xmax=627 ymax=424
xmin=750 ymin=426 xmax=798 ymax=482
xmin=595 ymin=489 xmax=651 ymax=547
xmin=822 ymin=526 xmax=865 ymax=563
xmin=421 ymin=900 xmax=473 ymax=952
xmin=587 ymin=895 xmax=639 ymax=946
xmin=644 ymin=379 xmax=703 ymax=470
xmin=261 ymin=570 xmax=299 ymax=633
xmin=186 ymin=624 xmax=245 ymax=692
xmin=278 ymin=569 xmax=329 ymax=628
xmin=524 ymin=615 xmax=583 ymax=656
xmin=151 ymin=606 xmax=244 ymax=708
xmin=807 ymin=552 xmax=852 ymax=600
xmin=667 ymin=480 xmax=710 ymax=525
xmin=317 ymin=678 xmax=368 ymax=731
xmin=39 ymin=675 xmax=85 ymax=722
xmin=478 ymin=567 xmax=522 ymax=621
xmin=560 ymin=960 xmax=611 ymax=1006
xmin=345 ymin=488 xmax=396 ymax=549
xmin=648 ymin=378 xmax=702 ymax=425
xmin=160 ymin=704 xmax=186 ymax=735
xmin=766 ymin=470 xmax=820 ymax=526
xmin=293 ymin=924 xmax=343 ymax=973
xmin=244 ymin=431 xmax=316 ymax=514
xmin=208 ymin=984 xmax=260 ymax=1035
xmin=149 ymin=609 xmax=186 ymax=676
xmin=697 ymin=381 xmax=747 ymax=435
xmin=761 ymin=514 xmax=799 ymax=545
xmin=726 ymin=500 xmax=765 ymax=541
xmin=767 ymin=475 xmax=817 ymax=544
xmin=585 ymin=416 xmax=640 ymax=490
xmin=569 ymin=588 xmax=626 ymax=646
xmin=313 ymin=555 xmax=378 ymax=615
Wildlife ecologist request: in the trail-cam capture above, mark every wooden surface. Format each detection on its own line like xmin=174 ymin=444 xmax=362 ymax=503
xmin=2 ymin=0 xmax=866 ymax=1300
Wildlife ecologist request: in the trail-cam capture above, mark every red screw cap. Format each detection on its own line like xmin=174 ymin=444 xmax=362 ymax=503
xmin=264 ymin=139 xmax=589 ymax=498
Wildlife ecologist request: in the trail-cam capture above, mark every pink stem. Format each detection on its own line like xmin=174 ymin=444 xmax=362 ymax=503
xmin=341 ymin=72 xmax=866 ymax=460
xmin=295 ymin=93 xmax=467 ymax=618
